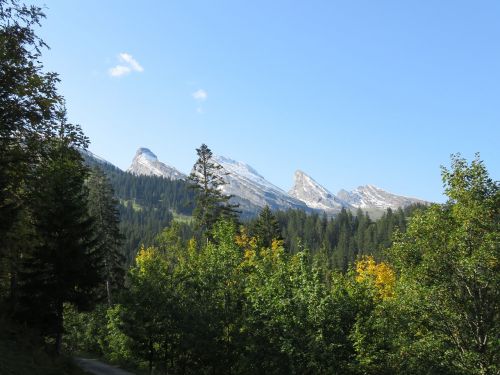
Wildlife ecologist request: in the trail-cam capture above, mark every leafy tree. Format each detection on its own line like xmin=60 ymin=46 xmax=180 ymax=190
xmin=189 ymin=143 xmax=239 ymax=234
xmin=0 ymin=0 xmax=73 ymax=306
xmin=87 ymin=167 xmax=125 ymax=306
xmin=120 ymin=246 xmax=172 ymax=374
xmin=242 ymin=240 xmax=357 ymax=374
xmin=387 ymin=154 xmax=499 ymax=374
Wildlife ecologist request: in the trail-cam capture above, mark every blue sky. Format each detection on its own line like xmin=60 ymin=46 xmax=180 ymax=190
xmin=37 ymin=1 xmax=499 ymax=203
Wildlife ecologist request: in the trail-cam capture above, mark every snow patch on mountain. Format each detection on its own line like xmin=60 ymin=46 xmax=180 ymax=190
xmin=212 ymin=155 xmax=309 ymax=212
xmin=337 ymin=185 xmax=428 ymax=210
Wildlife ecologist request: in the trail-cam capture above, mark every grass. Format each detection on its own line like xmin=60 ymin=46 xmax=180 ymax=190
xmin=171 ymin=210 xmax=193 ymax=223
xmin=119 ymin=199 xmax=143 ymax=212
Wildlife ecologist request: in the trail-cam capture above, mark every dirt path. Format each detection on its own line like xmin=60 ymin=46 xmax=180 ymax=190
xmin=74 ymin=357 xmax=135 ymax=375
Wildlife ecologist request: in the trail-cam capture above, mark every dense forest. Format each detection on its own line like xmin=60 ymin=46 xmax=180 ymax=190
xmin=1 ymin=1 xmax=498 ymax=375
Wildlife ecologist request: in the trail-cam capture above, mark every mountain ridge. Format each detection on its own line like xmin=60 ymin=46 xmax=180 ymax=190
xmin=87 ymin=147 xmax=431 ymax=217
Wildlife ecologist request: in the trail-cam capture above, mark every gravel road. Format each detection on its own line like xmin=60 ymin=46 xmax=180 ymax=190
xmin=74 ymin=357 xmax=135 ymax=375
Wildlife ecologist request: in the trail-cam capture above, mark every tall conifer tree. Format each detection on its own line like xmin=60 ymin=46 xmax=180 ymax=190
xmin=87 ymin=167 xmax=124 ymax=306
xmin=188 ymin=144 xmax=239 ymax=234
xmin=20 ymin=133 xmax=102 ymax=354
xmin=253 ymin=205 xmax=282 ymax=248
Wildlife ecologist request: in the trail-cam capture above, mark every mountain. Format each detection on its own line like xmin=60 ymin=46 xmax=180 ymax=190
xmin=289 ymin=170 xmax=429 ymax=215
xmin=126 ymin=148 xmax=309 ymax=217
xmin=337 ymin=185 xmax=428 ymax=211
xmin=79 ymin=148 xmax=121 ymax=170
xmin=213 ymin=155 xmax=310 ymax=215
xmin=124 ymin=147 xmax=429 ymax=217
xmin=127 ymin=148 xmax=186 ymax=180
xmin=289 ymin=170 xmax=350 ymax=214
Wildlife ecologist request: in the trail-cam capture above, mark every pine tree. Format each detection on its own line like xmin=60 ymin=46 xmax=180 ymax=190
xmin=19 ymin=137 xmax=102 ymax=354
xmin=253 ymin=205 xmax=282 ymax=248
xmin=87 ymin=167 xmax=124 ymax=306
xmin=188 ymin=144 xmax=239 ymax=234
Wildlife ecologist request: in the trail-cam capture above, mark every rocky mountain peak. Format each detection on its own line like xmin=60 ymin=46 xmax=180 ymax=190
xmin=289 ymin=170 xmax=347 ymax=213
xmin=135 ymin=147 xmax=158 ymax=161
xmin=127 ymin=147 xmax=186 ymax=180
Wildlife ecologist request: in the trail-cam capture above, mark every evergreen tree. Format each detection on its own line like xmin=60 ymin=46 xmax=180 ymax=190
xmin=0 ymin=0 xmax=70 ymax=304
xmin=19 ymin=137 xmax=102 ymax=354
xmin=87 ymin=167 xmax=125 ymax=306
xmin=253 ymin=205 xmax=282 ymax=248
xmin=188 ymin=143 xmax=238 ymax=233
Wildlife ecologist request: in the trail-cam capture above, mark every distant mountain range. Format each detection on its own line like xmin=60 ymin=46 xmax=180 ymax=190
xmin=89 ymin=147 xmax=429 ymax=217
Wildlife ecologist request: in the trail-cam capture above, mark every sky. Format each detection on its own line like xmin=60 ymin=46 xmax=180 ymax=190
xmin=36 ymin=0 xmax=499 ymax=203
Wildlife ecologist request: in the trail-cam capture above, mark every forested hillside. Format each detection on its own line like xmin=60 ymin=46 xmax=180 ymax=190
xmin=82 ymin=153 xmax=196 ymax=262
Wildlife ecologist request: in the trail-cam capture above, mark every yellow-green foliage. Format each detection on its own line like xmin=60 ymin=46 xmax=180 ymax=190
xmin=355 ymin=255 xmax=396 ymax=299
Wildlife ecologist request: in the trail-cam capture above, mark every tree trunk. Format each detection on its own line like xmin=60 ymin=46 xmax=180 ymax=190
xmin=106 ymin=278 xmax=112 ymax=306
xmin=9 ymin=268 xmax=17 ymax=305
xmin=149 ymin=338 xmax=153 ymax=375
xmin=55 ymin=302 xmax=64 ymax=356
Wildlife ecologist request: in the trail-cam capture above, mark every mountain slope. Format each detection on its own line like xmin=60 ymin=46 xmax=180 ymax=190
xmin=79 ymin=148 xmax=121 ymax=170
xmin=127 ymin=148 xmax=186 ymax=180
xmin=337 ymin=185 xmax=428 ymax=210
xmin=213 ymin=155 xmax=310 ymax=215
xmin=289 ymin=170 xmax=350 ymax=213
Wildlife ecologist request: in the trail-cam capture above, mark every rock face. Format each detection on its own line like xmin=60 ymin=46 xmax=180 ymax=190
xmin=127 ymin=148 xmax=186 ymax=180
xmin=213 ymin=155 xmax=310 ymax=214
xmin=337 ymin=184 xmax=428 ymax=210
xmin=289 ymin=170 xmax=350 ymax=214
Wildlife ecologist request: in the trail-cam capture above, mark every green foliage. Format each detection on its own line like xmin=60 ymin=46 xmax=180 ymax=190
xmin=0 ymin=0 xmax=89 ymax=311
xmin=0 ymin=0 xmax=64 ymax=244
xmin=95 ymin=220 xmax=358 ymax=374
xmin=0 ymin=1 xmax=125 ymax=360
xmin=79 ymin=154 xmax=496 ymax=375
xmin=252 ymin=205 xmax=282 ymax=248
xmin=18 ymin=140 xmax=102 ymax=354
xmin=267 ymin=205 xmax=420 ymax=267
xmin=381 ymin=154 xmax=499 ymax=375
xmin=87 ymin=167 xmax=125 ymax=305
xmin=81 ymin=153 xmax=195 ymax=263
xmin=189 ymin=144 xmax=239 ymax=234
xmin=63 ymin=303 xmax=134 ymax=364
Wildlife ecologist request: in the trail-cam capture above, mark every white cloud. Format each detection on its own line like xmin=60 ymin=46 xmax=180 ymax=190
xmin=109 ymin=52 xmax=143 ymax=77
xmin=119 ymin=53 xmax=143 ymax=72
xmin=109 ymin=65 xmax=131 ymax=77
xmin=192 ymin=89 xmax=208 ymax=101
